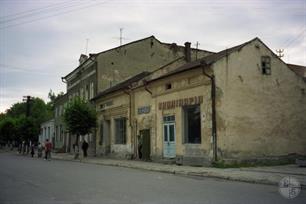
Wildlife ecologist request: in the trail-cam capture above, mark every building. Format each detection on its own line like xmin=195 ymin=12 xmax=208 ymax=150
xmin=54 ymin=36 xmax=213 ymax=154
xmin=39 ymin=119 xmax=54 ymax=145
xmin=93 ymin=37 xmax=306 ymax=166
xmin=53 ymin=94 xmax=68 ymax=151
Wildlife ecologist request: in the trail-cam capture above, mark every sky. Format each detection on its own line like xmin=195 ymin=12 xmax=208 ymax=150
xmin=0 ymin=0 xmax=305 ymax=113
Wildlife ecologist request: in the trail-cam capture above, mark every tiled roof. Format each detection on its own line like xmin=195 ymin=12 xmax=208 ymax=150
xmin=147 ymin=38 xmax=258 ymax=82
xmin=287 ymin=63 xmax=306 ymax=78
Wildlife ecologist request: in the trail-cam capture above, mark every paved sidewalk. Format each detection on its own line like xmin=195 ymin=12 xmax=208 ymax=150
xmin=52 ymin=153 xmax=306 ymax=187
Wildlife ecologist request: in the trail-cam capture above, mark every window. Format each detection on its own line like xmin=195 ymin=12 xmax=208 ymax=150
xmin=261 ymin=56 xmax=271 ymax=75
xmin=55 ymin=126 xmax=58 ymax=141
xmin=184 ymin=105 xmax=201 ymax=143
xmin=115 ymin=117 xmax=127 ymax=144
xmin=60 ymin=125 xmax=63 ymax=141
xmin=90 ymin=82 xmax=94 ymax=99
xmin=165 ymin=83 xmax=172 ymax=90
xmin=85 ymin=84 xmax=89 ymax=100
xmin=99 ymin=123 xmax=103 ymax=145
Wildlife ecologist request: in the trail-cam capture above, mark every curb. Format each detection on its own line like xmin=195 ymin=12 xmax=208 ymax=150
xmin=52 ymin=155 xmax=291 ymax=187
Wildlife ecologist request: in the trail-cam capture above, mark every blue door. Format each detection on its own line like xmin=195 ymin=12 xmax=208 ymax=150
xmin=163 ymin=123 xmax=176 ymax=158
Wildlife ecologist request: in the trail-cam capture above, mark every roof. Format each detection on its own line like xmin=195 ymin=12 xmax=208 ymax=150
xmin=146 ymin=38 xmax=258 ymax=82
xmin=287 ymin=64 xmax=306 ymax=78
xmin=63 ymin=35 xmax=213 ymax=80
xmin=63 ymin=54 xmax=96 ymax=80
xmin=91 ymin=71 xmax=151 ymax=101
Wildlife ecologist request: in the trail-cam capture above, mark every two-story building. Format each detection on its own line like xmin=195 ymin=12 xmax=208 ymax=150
xmin=93 ymin=37 xmax=306 ymax=166
xmin=54 ymin=36 xmax=213 ymax=154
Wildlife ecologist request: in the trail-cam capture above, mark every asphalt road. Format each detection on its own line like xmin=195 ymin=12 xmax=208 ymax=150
xmin=0 ymin=153 xmax=305 ymax=204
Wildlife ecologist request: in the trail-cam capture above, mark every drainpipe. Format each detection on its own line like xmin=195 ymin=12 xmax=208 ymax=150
xmin=201 ymin=62 xmax=218 ymax=162
xmin=123 ymin=87 xmax=134 ymax=158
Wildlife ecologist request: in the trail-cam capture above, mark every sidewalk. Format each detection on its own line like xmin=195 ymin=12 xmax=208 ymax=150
xmin=52 ymin=153 xmax=306 ymax=188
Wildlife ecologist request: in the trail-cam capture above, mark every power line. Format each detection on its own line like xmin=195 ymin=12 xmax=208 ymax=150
xmin=284 ymin=28 xmax=306 ymax=49
xmin=0 ymin=1 xmax=86 ymax=25
xmin=0 ymin=0 xmax=111 ymax=30
xmin=0 ymin=0 xmax=74 ymax=19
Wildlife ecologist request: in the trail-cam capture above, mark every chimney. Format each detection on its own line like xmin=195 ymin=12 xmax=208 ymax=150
xmin=184 ymin=42 xmax=191 ymax=62
xmin=79 ymin=54 xmax=88 ymax=65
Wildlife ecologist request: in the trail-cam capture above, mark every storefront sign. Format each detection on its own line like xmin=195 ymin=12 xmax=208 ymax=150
xmin=100 ymin=100 xmax=113 ymax=110
xmin=158 ymin=96 xmax=203 ymax=110
xmin=138 ymin=106 xmax=151 ymax=114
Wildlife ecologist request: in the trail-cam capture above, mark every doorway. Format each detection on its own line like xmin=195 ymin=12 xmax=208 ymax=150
xmin=163 ymin=121 xmax=176 ymax=158
xmin=139 ymin=129 xmax=150 ymax=161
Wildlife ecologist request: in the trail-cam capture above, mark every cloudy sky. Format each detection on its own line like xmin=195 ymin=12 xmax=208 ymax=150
xmin=0 ymin=0 xmax=305 ymax=112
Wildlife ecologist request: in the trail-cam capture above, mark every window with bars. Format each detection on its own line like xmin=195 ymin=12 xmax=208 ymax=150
xmin=115 ymin=117 xmax=127 ymax=144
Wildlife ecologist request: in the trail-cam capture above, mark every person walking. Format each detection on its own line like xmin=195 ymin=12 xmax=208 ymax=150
xmin=44 ymin=139 xmax=52 ymax=161
xmin=81 ymin=140 xmax=89 ymax=158
xmin=30 ymin=143 xmax=35 ymax=157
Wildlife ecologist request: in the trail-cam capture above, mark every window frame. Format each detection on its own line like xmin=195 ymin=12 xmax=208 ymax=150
xmin=183 ymin=104 xmax=201 ymax=144
xmin=114 ymin=117 xmax=127 ymax=144
xmin=261 ymin=56 xmax=271 ymax=75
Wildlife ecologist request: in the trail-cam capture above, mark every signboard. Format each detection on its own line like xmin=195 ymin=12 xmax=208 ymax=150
xmin=100 ymin=101 xmax=113 ymax=110
xmin=138 ymin=106 xmax=151 ymax=115
xmin=158 ymin=96 xmax=203 ymax=110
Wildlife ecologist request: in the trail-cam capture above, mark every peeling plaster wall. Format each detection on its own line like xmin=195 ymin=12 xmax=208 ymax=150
xmin=95 ymin=93 xmax=132 ymax=158
xmin=214 ymin=39 xmax=306 ymax=160
xmin=96 ymin=37 xmax=211 ymax=92
xmin=134 ymin=69 xmax=213 ymax=164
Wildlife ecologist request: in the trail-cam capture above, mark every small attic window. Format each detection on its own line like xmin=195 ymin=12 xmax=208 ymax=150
xmin=165 ymin=83 xmax=172 ymax=90
xmin=261 ymin=56 xmax=271 ymax=75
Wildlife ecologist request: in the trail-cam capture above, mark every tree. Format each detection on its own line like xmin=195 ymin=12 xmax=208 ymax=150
xmin=63 ymin=98 xmax=96 ymax=158
xmin=0 ymin=117 xmax=16 ymax=144
xmin=2 ymin=97 xmax=52 ymax=145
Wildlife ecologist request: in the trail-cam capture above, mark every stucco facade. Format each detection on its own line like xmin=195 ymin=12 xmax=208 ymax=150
xmin=213 ymin=38 xmax=306 ymax=161
xmin=55 ymin=36 xmax=212 ymax=154
xmin=94 ymin=37 xmax=306 ymax=166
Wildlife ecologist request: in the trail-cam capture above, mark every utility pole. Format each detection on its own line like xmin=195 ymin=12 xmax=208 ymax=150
xmin=23 ymin=95 xmax=32 ymax=117
xmin=276 ymin=49 xmax=284 ymax=58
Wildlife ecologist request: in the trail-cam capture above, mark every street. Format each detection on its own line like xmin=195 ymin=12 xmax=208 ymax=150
xmin=0 ymin=153 xmax=305 ymax=204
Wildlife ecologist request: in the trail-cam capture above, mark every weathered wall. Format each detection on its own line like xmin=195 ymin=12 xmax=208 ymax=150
xmin=214 ymin=39 xmax=306 ymax=160
xmin=95 ymin=92 xmax=132 ymax=158
xmin=133 ymin=68 xmax=212 ymax=165
xmin=96 ymin=37 xmax=211 ymax=92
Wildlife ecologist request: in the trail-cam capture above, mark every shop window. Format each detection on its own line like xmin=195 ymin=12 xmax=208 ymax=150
xmin=115 ymin=117 xmax=127 ymax=144
xmin=261 ymin=56 xmax=271 ymax=75
xmin=184 ymin=105 xmax=201 ymax=143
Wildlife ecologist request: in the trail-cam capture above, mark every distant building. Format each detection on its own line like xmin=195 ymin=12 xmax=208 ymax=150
xmin=92 ymin=37 xmax=306 ymax=166
xmin=39 ymin=119 xmax=54 ymax=145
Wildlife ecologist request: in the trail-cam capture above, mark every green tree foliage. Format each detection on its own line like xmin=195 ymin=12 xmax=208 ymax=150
xmin=0 ymin=97 xmax=53 ymax=144
xmin=64 ymin=98 xmax=96 ymax=146
xmin=0 ymin=117 xmax=16 ymax=143
xmin=47 ymin=89 xmax=64 ymax=111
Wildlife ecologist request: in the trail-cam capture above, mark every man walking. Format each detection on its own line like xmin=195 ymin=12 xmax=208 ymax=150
xmin=81 ymin=140 xmax=89 ymax=158
xmin=44 ymin=139 xmax=52 ymax=160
